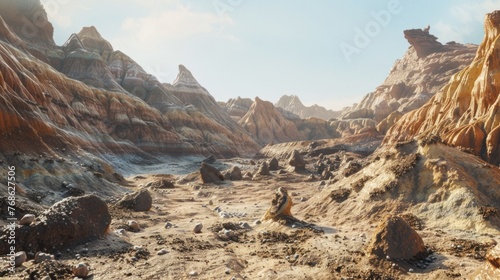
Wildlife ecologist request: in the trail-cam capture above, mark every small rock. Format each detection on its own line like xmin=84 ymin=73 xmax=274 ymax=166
xmin=359 ymin=233 xmax=366 ymax=238
xmin=127 ymin=220 xmax=140 ymax=231
xmin=225 ymin=268 xmax=231 ymax=274
xmin=14 ymin=251 xmax=27 ymax=267
xmin=409 ymin=268 xmax=414 ymax=272
xmin=157 ymin=249 xmax=169 ymax=256
xmin=189 ymin=270 xmax=199 ymax=276
xmin=41 ymin=277 xmax=51 ymax=280
xmin=133 ymin=245 xmax=143 ymax=251
xmin=240 ymin=222 xmax=251 ymax=229
xmin=19 ymin=214 xmax=35 ymax=226
xmin=253 ymin=219 xmax=262 ymax=226
xmin=164 ymin=222 xmax=173 ymax=229
xmin=208 ymin=200 xmax=214 ymax=205
xmin=34 ymin=252 xmax=54 ymax=263
xmin=115 ymin=229 xmax=126 ymax=235
xmin=73 ymin=262 xmax=90 ymax=278
xmin=193 ymin=223 xmax=203 ymax=233
xmin=131 ymin=257 xmax=139 ymax=262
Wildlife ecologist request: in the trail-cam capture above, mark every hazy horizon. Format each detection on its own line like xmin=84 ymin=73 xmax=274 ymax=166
xmin=46 ymin=0 xmax=496 ymax=110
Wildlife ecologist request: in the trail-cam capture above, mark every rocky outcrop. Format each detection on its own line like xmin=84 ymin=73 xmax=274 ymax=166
xmin=0 ymin=195 xmax=111 ymax=254
xmin=223 ymin=96 xmax=253 ymax=121
xmin=238 ymin=97 xmax=303 ymax=145
xmin=340 ymin=26 xmax=476 ymax=132
xmin=163 ymin=66 xmax=260 ymax=156
xmin=275 ymin=95 xmax=340 ymax=120
xmin=0 ymin=1 xmax=260 ymax=159
xmin=385 ymin=11 xmax=500 ymax=165
xmin=404 ymin=26 xmax=443 ymax=58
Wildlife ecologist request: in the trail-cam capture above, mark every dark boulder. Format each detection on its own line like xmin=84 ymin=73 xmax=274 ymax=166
xmin=200 ymin=162 xmax=224 ymax=184
xmin=116 ymin=189 xmax=152 ymax=212
xmin=0 ymin=195 xmax=111 ymax=254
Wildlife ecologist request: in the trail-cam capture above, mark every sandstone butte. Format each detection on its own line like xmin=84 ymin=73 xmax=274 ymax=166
xmin=0 ymin=0 xmax=259 ymax=158
xmin=385 ymin=10 xmax=500 ymax=165
xmin=340 ymin=26 xmax=477 ymax=135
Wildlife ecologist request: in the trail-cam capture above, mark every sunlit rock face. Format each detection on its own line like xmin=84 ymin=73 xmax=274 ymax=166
xmin=340 ymin=26 xmax=477 ymax=133
xmin=238 ymin=97 xmax=303 ymax=146
xmin=385 ymin=11 xmax=500 ymax=165
xmin=0 ymin=0 xmax=260 ymax=158
xmin=275 ymin=95 xmax=341 ymax=120
xmin=222 ymin=96 xmax=254 ymax=121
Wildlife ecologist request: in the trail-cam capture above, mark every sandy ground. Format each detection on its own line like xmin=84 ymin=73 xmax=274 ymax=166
xmin=1 ymin=152 xmax=498 ymax=280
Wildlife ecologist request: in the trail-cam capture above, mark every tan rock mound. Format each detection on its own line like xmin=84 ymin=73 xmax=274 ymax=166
xmin=0 ymin=194 xmax=111 ymax=254
xmin=368 ymin=215 xmax=426 ymax=260
xmin=239 ymin=97 xmax=302 ymax=145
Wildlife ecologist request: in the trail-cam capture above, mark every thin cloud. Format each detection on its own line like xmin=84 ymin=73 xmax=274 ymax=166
xmin=433 ymin=0 xmax=499 ymax=43
xmin=118 ymin=4 xmax=234 ymax=48
xmin=451 ymin=0 xmax=500 ymax=23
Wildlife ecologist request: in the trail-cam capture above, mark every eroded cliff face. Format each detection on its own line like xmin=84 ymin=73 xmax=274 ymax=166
xmin=385 ymin=11 xmax=500 ymax=165
xmin=0 ymin=1 xmax=260 ymax=158
xmin=238 ymin=97 xmax=303 ymax=145
xmin=340 ymin=27 xmax=477 ymax=134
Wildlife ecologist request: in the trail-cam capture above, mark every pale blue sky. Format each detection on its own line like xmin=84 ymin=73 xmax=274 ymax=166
xmin=46 ymin=0 xmax=498 ymax=110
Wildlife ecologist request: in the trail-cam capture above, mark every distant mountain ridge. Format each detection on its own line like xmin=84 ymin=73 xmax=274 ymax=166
xmin=0 ymin=0 xmax=260 ymax=158
xmin=275 ymin=95 xmax=341 ymax=120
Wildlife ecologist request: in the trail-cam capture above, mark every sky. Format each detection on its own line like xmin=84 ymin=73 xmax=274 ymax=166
xmin=44 ymin=0 xmax=498 ymax=110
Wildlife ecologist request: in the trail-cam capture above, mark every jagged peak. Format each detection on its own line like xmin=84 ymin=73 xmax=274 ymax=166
xmin=79 ymin=26 xmax=103 ymax=39
xmin=171 ymin=64 xmax=211 ymax=95
xmin=76 ymin=26 xmax=113 ymax=53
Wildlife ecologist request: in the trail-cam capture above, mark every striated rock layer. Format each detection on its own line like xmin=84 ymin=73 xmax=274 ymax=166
xmin=340 ymin=26 xmax=477 ymax=134
xmin=0 ymin=1 xmax=260 ymax=158
xmin=239 ymin=97 xmax=303 ymax=146
xmin=385 ymin=11 xmax=500 ymax=165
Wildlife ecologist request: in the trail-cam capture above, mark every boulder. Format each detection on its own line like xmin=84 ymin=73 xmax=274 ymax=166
xmin=257 ymin=162 xmax=270 ymax=176
xmin=149 ymin=179 xmax=175 ymax=189
xmin=200 ymin=162 xmax=224 ymax=184
xmin=288 ymin=150 xmax=306 ymax=172
xmin=73 ymin=262 xmax=90 ymax=278
xmin=0 ymin=195 xmax=111 ymax=254
xmin=228 ymin=166 xmax=242 ymax=181
xmin=368 ymin=215 xmax=425 ymax=260
xmin=116 ymin=189 xmax=152 ymax=212
xmin=269 ymin=157 xmax=280 ymax=171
